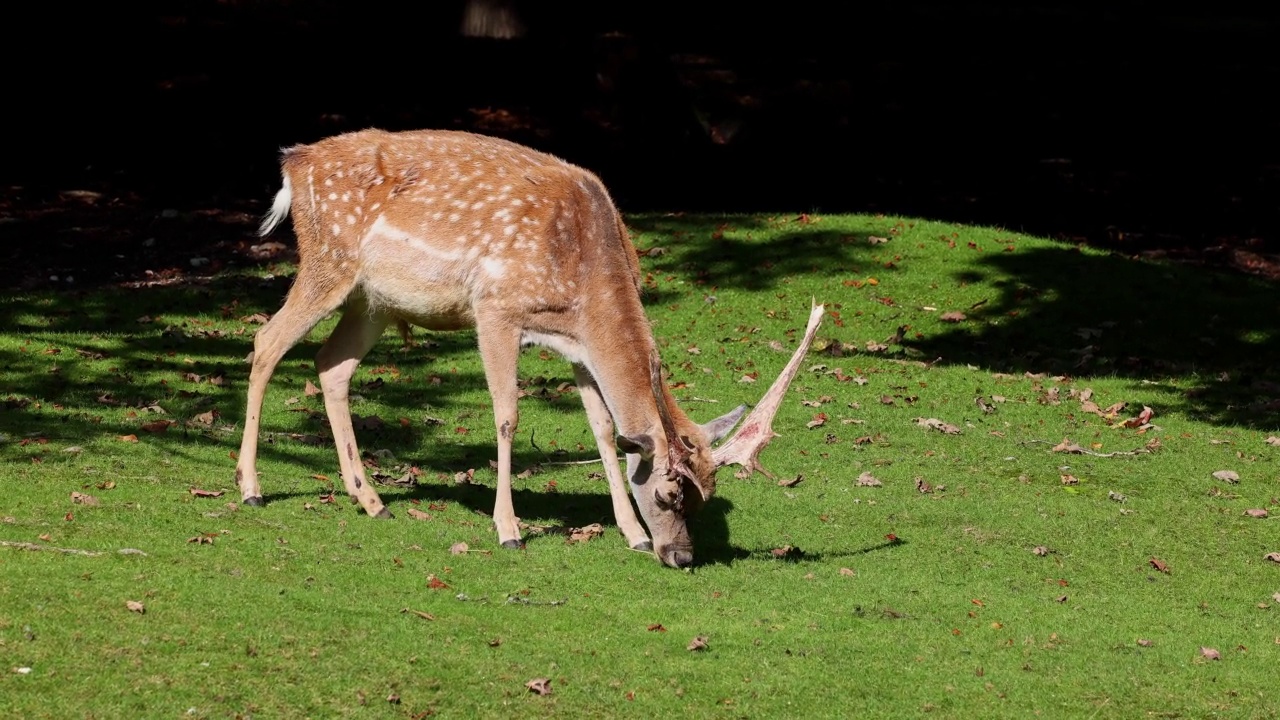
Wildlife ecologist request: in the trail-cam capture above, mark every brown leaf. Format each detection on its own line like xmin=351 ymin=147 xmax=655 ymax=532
xmin=118 ymin=434 xmax=139 ymax=443
xmin=450 ymin=541 xmax=470 ymax=555
xmin=1200 ymin=646 xmax=1221 ymax=660
xmin=241 ymin=312 xmax=271 ymax=324
xmin=1055 ymin=595 xmax=1068 ymax=603
xmin=406 ymin=508 xmax=432 ymax=521
xmin=188 ymin=487 xmax=224 ymax=498
xmin=1032 ymin=546 xmax=1050 ymax=556
xmin=70 ymin=491 xmax=100 ymax=506
xmin=1267 ymin=436 xmax=1280 ymax=447
xmin=915 ymin=477 xmax=933 ymax=494
xmin=303 ymin=380 xmax=321 ymax=396
xmin=125 ymin=600 xmax=145 ymax=614
xmin=1150 ymin=557 xmax=1170 ymax=573
xmin=568 ymin=523 xmax=604 ymax=544
xmin=1137 ymin=638 xmax=1154 ymax=647
xmin=187 ymin=535 xmax=215 ymax=545
xmin=427 ymin=575 xmax=450 ymax=590
xmin=805 ymin=413 xmax=828 ymax=429
xmin=1052 ymin=438 xmax=1086 ymax=454
xmin=1060 ymin=474 xmax=1079 ymax=485
xmin=777 ymin=475 xmax=803 ymax=488
xmin=1122 ymin=405 xmax=1155 ymax=428
xmin=839 ymin=567 xmax=855 ymax=577
xmin=1212 ymin=470 xmax=1240 ymax=484
xmin=1245 ymin=509 xmax=1269 ymax=518
xmin=687 ymin=635 xmax=709 ymax=652
xmin=939 ymin=311 xmax=966 ymax=323
xmin=525 ymin=678 xmax=552 ymax=696
xmin=856 ymin=472 xmax=882 ymax=487
xmin=915 ymin=417 xmax=961 ymax=434
xmin=401 ymin=608 xmax=435 ymax=621
xmin=141 ymin=419 xmax=173 ymax=434
xmin=647 ymin=623 xmax=667 ymax=632
xmin=771 ymin=545 xmax=801 ymax=559
xmin=191 ymin=410 xmax=218 ymax=427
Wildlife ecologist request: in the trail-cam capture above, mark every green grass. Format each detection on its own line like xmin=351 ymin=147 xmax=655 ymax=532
xmin=3 ymin=213 xmax=1280 ymax=718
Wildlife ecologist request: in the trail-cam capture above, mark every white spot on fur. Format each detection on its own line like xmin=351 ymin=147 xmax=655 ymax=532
xmin=504 ymin=224 xmax=517 ymax=236
xmin=482 ymin=257 xmax=506 ymax=278
xmin=332 ymin=223 xmax=341 ymax=236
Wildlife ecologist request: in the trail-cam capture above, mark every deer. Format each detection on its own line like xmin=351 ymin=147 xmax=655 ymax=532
xmin=234 ymin=128 xmax=824 ymax=568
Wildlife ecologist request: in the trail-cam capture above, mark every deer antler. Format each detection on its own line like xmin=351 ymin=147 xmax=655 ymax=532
xmin=649 ymin=352 xmax=693 ymax=470
xmin=712 ymin=302 xmax=825 ymax=479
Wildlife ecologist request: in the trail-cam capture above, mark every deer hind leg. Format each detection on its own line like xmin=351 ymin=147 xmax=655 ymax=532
xmin=315 ymin=296 xmax=393 ymax=518
xmin=573 ymin=365 xmax=652 ymax=552
xmin=234 ymin=268 xmax=352 ymax=505
xmin=475 ymin=316 xmax=523 ymax=549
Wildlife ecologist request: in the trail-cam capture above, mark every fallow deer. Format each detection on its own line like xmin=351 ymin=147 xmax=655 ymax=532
xmin=235 ymin=128 xmax=823 ymax=567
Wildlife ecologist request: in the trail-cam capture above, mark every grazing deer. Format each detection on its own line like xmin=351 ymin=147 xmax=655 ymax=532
xmin=235 ymin=128 xmax=823 ymax=567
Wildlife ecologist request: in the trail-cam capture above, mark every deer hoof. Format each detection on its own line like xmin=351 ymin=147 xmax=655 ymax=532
xmin=373 ymin=507 xmax=394 ymax=519
xmin=500 ymin=539 xmax=522 ymax=550
xmin=243 ymin=496 xmax=265 ymax=507
xmin=632 ymin=540 xmax=653 ymax=552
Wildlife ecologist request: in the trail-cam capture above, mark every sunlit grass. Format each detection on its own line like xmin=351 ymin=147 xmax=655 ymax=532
xmin=2 ymin=214 xmax=1279 ymax=718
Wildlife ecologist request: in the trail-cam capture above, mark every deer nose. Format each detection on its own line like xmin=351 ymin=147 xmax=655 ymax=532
xmin=661 ymin=547 xmax=694 ymax=568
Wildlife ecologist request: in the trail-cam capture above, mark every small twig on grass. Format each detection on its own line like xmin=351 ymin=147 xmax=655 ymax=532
xmin=1 ymin=541 xmax=149 ymax=557
xmin=528 ymin=428 xmax=602 ymax=466
xmin=1021 ymin=440 xmax=1160 ymax=458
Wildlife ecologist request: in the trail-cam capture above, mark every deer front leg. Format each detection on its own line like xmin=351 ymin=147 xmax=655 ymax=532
xmin=573 ymin=365 xmax=652 ymax=552
xmin=476 ymin=318 xmax=523 ymax=548
xmin=315 ymin=300 xmax=393 ymax=518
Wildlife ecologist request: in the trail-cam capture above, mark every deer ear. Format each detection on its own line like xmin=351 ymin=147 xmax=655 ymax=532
xmin=700 ymin=404 xmax=748 ymax=444
xmin=616 ymin=433 xmax=654 ymax=457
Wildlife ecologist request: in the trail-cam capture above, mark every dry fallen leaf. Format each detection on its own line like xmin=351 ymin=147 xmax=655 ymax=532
xmin=427 ymin=575 xmax=451 ymax=590
xmin=118 ymin=434 xmax=139 ymax=443
xmin=647 ymin=623 xmax=667 ymax=632
xmin=1245 ymin=509 xmax=1269 ymax=518
xmin=188 ymin=487 xmax=224 ymax=498
xmin=1150 ymin=557 xmax=1170 ymax=574
xmin=915 ymin=417 xmax=961 ymax=434
xmin=1052 ymin=438 xmax=1086 ymax=454
xmin=450 ymin=542 xmax=470 ymax=555
xmin=1212 ymin=470 xmax=1240 ymax=484
xmin=1032 ymin=546 xmax=1050 ymax=556
xmin=125 ymin=600 xmax=145 ymax=614
xmin=687 ymin=635 xmax=709 ymax=652
xmin=70 ymin=492 xmax=100 ymax=506
xmin=568 ymin=523 xmax=604 ymax=544
xmin=1060 ymin=474 xmax=1079 ymax=485
xmin=401 ymin=608 xmax=435 ymax=621
xmin=525 ymin=678 xmax=552 ymax=696
xmin=915 ymin=477 xmax=933 ymax=494
xmin=839 ymin=567 xmax=855 ymax=577
xmin=406 ymin=508 xmax=432 ymax=521
xmin=1200 ymin=646 xmax=1221 ymax=661
xmin=939 ymin=311 xmax=966 ymax=323
xmin=304 ymin=380 xmax=321 ymax=396
xmin=141 ymin=419 xmax=173 ymax=434
xmin=1137 ymin=638 xmax=1154 ymax=647
xmin=856 ymin=472 xmax=882 ymax=487
xmin=1267 ymin=436 xmax=1280 ymax=447
xmin=805 ymin=413 xmax=828 ymax=429
xmin=1122 ymin=406 xmax=1155 ymax=428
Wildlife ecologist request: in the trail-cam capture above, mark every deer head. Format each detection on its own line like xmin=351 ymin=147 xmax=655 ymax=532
xmin=617 ymin=303 xmax=826 ymax=567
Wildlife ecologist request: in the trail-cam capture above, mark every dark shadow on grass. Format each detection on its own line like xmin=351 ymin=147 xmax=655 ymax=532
xmin=905 ymin=245 xmax=1280 ymax=428
xmin=627 ymin=215 xmax=886 ymax=291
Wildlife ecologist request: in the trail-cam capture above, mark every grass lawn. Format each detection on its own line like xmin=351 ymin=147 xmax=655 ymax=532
xmin=2 ymin=211 xmax=1279 ymax=718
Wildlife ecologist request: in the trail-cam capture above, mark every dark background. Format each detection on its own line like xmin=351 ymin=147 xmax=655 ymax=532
xmin=4 ymin=2 xmax=1279 ymax=285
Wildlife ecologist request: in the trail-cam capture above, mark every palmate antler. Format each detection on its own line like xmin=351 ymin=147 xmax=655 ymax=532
xmin=712 ymin=302 xmax=825 ymax=479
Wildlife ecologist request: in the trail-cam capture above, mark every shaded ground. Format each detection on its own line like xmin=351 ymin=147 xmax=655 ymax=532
xmin=4 ymin=3 xmax=1279 ymax=291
